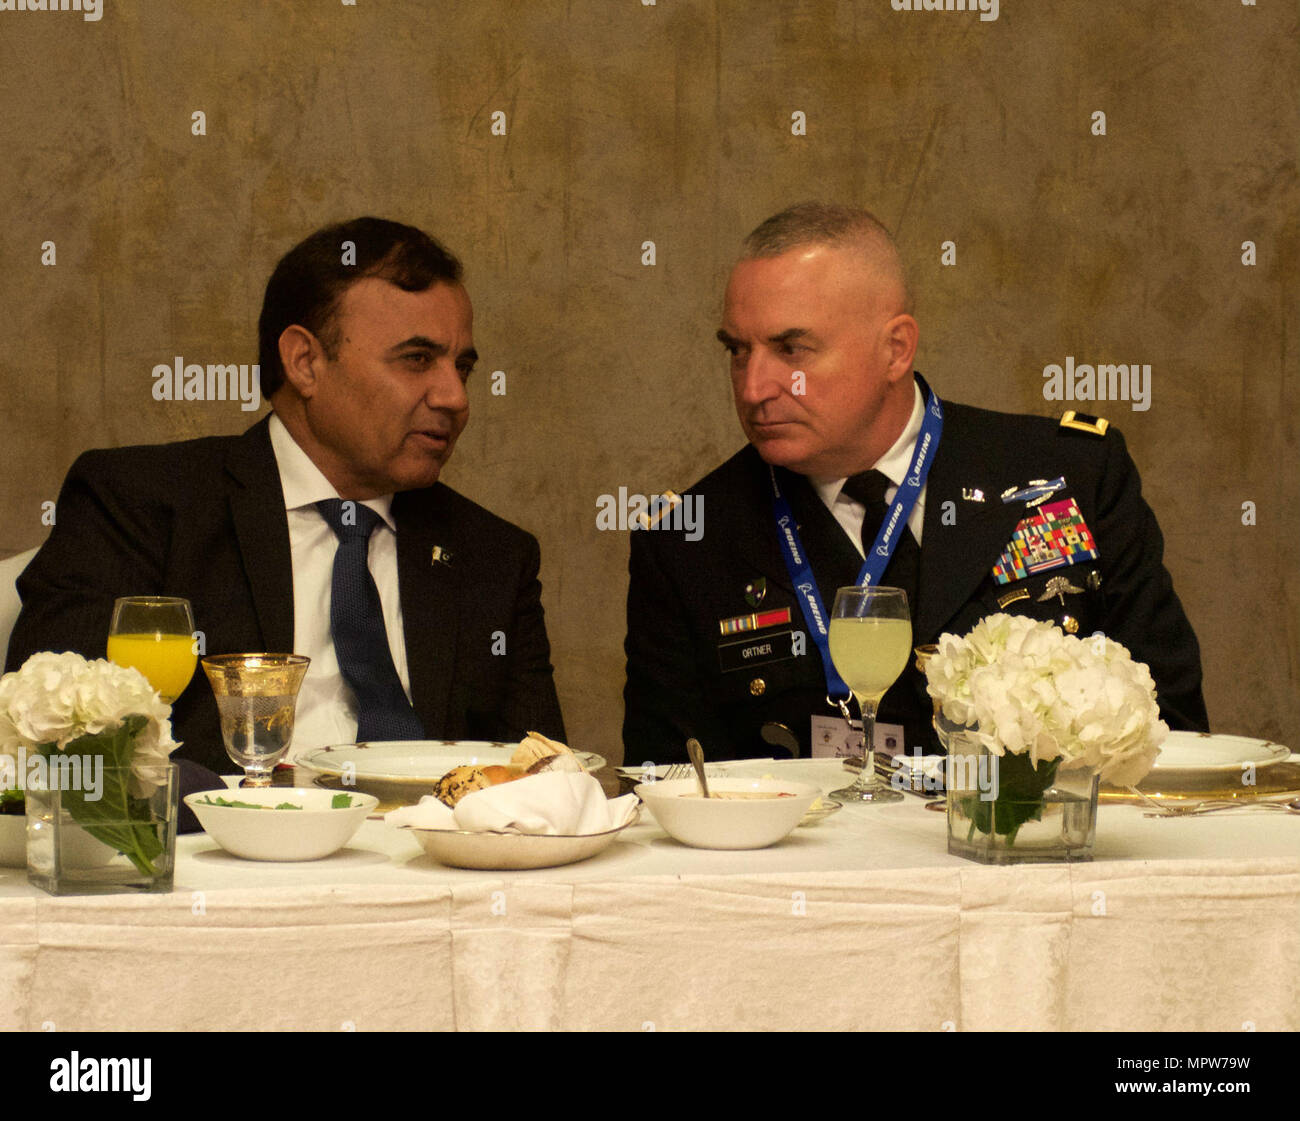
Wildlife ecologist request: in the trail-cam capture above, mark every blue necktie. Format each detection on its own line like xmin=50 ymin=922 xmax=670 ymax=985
xmin=316 ymin=499 xmax=425 ymax=742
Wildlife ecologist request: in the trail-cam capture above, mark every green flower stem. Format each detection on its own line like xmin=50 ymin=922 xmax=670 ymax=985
xmin=958 ymin=752 xmax=1060 ymax=845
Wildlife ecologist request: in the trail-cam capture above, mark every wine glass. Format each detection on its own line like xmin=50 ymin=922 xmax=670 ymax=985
xmin=201 ymin=654 xmax=310 ymax=787
xmin=827 ymin=586 xmax=911 ymax=804
xmin=107 ymin=596 xmax=198 ymax=704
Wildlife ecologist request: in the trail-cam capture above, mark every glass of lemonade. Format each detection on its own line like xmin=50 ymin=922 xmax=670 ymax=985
xmin=827 ymin=586 xmax=911 ymax=805
xmin=200 ymin=654 xmax=310 ymax=787
xmin=107 ymin=596 xmax=198 ymax=704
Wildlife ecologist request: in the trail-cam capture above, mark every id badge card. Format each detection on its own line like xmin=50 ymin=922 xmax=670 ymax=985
xmin=810 ymin=715 xmax=905 ymax=760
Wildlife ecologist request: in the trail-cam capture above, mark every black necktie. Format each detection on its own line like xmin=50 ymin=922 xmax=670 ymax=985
xmin=841 ymin=470 xmax=921 ymax=617
xmin=316 ymin=499 xmax=425 ymax=742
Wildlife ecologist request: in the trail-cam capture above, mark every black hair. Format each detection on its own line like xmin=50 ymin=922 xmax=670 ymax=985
xmin=257 ymin=217 xmax=463 ymax=397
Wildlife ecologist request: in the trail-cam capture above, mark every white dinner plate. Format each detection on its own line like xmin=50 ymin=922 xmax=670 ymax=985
xmin=294 ymin=741 xmax=607 ymax=807
xmin=1149 ymin=731 xmax=1291 ymax=775
xmin=409 ymin=820 xmax=635 ymax=870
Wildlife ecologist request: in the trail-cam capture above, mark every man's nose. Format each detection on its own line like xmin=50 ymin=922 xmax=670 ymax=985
xmin=734 ymin=350 xmax=784 ymax=406
xmin=425 ymin=359 xmax=469 ymax=412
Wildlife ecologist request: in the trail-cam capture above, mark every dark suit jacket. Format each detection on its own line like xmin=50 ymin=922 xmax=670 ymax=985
xmin=624 ymin=398 xmax=1208 ymax=765
xmin=6 ymin=418 xmax=566 ymax=777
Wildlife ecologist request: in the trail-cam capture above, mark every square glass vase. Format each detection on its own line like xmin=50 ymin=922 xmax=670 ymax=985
xmin=26 ymin=763 xmax=179 ymax=895
xmin=943 ymin=731 xmax=1099 ymax=865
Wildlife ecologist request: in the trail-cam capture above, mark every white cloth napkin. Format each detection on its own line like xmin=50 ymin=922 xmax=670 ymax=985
xmin=386 ymin=772 xmax=640 ymax=836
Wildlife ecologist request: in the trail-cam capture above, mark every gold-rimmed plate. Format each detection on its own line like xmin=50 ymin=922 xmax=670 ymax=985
xmin=1148 ymin=732 xmax=1290 ymax=776
xmin=296 ymin=741 xmax=607 ymax=809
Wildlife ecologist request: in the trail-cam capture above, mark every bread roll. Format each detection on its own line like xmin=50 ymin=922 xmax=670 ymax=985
xmin=432 ymin=763 xmax=527 ymax=807
xmin=512 ymin=731 xmax=578 ymax=771
xmin=432 ymin=765 xmax=493 ymax=808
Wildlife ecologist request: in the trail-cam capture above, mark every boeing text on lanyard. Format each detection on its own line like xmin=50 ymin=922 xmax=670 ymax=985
xmin=769 ymin=383 xmax=943 ymax=730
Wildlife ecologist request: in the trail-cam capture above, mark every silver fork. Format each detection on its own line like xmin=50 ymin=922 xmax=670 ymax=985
xmin=1142 ymin=797 xmax=1300 ymax=817
xmin=662 ymin=763 xmax=694 ymax=780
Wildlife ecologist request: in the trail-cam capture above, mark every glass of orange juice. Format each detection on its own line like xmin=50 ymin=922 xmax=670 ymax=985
xmin=107 ymin=596 xmax=198 ymax=704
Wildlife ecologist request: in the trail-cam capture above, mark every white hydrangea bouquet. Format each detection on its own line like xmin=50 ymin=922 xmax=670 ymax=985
xmin=0 ymin=651 xmax=178 ymax=877
xmin=924 ymin=614 xmax=1167 ymax=852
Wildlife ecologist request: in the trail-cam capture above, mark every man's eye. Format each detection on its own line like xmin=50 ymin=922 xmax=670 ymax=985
xmin=401 ymin=352 xmax=433 ymax=368
xmin=457 ymin=364 xmax=475 ymax=382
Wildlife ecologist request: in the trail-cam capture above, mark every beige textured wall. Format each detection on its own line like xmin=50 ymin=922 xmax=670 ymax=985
xmin=1 ymin=1 xmax=1296 ymax=761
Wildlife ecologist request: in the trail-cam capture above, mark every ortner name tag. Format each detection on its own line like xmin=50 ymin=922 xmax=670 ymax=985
xmin=718 ymin=629 xmax=795 ymax=673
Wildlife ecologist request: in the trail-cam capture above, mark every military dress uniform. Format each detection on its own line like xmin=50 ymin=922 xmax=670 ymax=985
xmin=623 ymin=390 xmax=1208 ymax=766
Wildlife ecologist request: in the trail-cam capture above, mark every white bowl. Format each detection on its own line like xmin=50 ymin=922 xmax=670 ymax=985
xmin=634 ymin=777 xmax=821 ymax=850
xmin=410 ymin=821 xmax=636 ymax=870
xmin=185 ymin=787 xmax=378 ymax=861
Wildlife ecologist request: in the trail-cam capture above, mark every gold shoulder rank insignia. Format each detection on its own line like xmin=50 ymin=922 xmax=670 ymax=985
xmin=1059 ymin=410 xmax=1109 ymax=436
xmin=635 ymin=490 xmax=682 ymax=530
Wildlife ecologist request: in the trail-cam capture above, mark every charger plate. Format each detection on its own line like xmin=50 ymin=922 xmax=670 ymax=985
xmin=297 ymin=741 xmax=607 ymax=811
xmin=1102 ymin=730 xmax=1296 ymax=804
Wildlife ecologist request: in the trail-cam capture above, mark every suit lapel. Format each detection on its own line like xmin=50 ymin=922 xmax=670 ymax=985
xmin=393 ymin=486 xmax=458 ymax=734
xmin=224 ymin=419 xmax=294 ymax=651
xmin=782 ymin=468 xmax=863 ymax=610
xmin=713 ymin=449 xmax=796 ymax=598
xmin=722 ymin=451 xmax=887 ymax=623
xmin=916 ymin=407 xmax=1028 ymax=640
xmin=721 ymin=450 xmax=861 ymax=599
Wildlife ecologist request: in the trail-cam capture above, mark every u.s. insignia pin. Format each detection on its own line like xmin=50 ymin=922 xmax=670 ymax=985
xmin=1037 ymin=575 xmax=1084 ymax=605
xmin=745 ymin=578 xmax=767 ymax=608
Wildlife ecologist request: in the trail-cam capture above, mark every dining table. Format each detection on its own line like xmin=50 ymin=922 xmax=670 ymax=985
xmin=0 ymin=757 xmax=1296 ymax=1032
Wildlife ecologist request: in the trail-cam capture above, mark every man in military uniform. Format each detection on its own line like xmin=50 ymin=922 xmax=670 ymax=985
xmin=623 ymin=202 xmax=1208 ymax=766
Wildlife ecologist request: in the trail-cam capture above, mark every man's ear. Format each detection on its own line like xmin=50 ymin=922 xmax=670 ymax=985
xmin=278 ymin=325 xmax=326 ymax=398
xmin=883 ymin=314 xmax=920 ymax=382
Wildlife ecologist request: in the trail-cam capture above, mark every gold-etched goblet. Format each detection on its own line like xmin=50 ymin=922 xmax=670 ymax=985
xmin=201 ymin=654 xmax=310 ymax=787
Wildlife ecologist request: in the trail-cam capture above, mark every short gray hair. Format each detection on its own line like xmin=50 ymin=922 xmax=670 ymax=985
xmin=741 ymin=202 xmax=913 ymax=314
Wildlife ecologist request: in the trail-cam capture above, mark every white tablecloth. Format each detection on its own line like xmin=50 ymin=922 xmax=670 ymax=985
xmin=1 ymin=760 xmax=1296 ymax=1031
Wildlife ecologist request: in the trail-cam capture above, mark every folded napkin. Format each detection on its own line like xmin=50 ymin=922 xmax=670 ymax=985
xmin=387 ymin=771 xmax=641 ymax=836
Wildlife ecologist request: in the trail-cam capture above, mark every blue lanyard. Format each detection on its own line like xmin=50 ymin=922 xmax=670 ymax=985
xmin=769 ymin=386 xmax=944 ymax=702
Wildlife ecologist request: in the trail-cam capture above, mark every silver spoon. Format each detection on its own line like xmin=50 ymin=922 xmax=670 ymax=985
xmin=686 ymin=738 xmax=710 ymax=798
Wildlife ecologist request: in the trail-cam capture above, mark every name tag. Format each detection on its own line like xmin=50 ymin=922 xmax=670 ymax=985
xmin=810 ymin=715 xmax=905 ymax=759
xmin=718 ymin=629 xmax=796 ymax=673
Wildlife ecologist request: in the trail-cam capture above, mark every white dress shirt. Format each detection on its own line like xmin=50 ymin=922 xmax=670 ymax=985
xmin=267 ymin=414 xmax=413 ymax=757
xmin=811 ymin=382 xmax=927 ymax=556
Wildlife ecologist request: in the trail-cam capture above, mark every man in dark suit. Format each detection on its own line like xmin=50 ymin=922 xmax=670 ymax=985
xmin=623 ymin=202 xmax=1207 ymax=766
xmin=7 ymin=218 xmax=564 ymax=789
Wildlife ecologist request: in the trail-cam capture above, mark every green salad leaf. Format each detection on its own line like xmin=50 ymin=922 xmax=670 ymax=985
xmin=196 ymin=794 xmax=355 ymax=810
xmin=197 ymin=795 xmax=302 ymax=811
